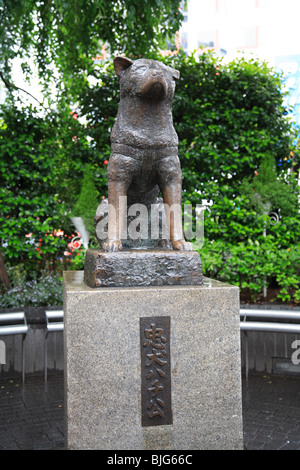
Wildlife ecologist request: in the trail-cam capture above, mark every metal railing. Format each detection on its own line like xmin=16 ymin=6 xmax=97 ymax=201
xmin=1 ymin=307 xmax=300 ymax=381
xmin=240 ymin=309 xmax=300 ymax=333
xmin=0 ymin=312 xmax=28 ymax=382
xmin=44 ymin=310 xmax=64 ymax=382
xmin=240 ymin=308 xmax=300 ymax=379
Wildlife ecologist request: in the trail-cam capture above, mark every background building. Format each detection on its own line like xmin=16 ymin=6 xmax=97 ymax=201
xmin=179 ymin=0 xmax=300 ymax=125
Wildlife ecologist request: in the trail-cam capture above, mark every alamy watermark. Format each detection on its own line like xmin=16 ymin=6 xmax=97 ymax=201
xmin=0 ymin=340 xmax=5 ymax=365
xmin=96 ymin=198 xmax=213 ymax=249
xmin=291 ymin=340 xmax=300 ymax=365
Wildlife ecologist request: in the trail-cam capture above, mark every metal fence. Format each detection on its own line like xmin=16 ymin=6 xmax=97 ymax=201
xmin=1 ymin=307 xmax=300 ymax=380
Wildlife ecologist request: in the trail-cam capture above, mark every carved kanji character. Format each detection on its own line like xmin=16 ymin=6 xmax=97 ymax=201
xmin=148 ymin=379 xmax=164 ymax=396
xmin=146 ymin=348 xmax=167 ymax=367
xmin=148 ymin=399 xmax=165 ymax=418
xmin=144 ymin=324 xmax=167 ymax=350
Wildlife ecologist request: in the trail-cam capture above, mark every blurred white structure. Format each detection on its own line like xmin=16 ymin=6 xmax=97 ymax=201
xmin=179 ymin=0 xmax=300 ymax=125
xmin=179 ymin=0 xmax=300 ymax=62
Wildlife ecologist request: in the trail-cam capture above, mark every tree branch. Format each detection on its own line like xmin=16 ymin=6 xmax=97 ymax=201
xmin=0 ymin=70 xmax=43 ymax=106
xmin=41 ymin=0 xmax=52 ymax=17
xmin=0 ymin=250 xmax=10 ymax=289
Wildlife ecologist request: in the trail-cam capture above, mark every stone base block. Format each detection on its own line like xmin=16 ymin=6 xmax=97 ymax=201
xmin=63 ymin=271 xmax=243 ymax=450
xmin=83 ymin=248 xmax=202 ymax=287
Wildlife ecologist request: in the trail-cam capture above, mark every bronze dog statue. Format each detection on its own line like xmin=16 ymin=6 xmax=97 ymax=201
xmin=102 ymin=56 xmax=192 ymax=252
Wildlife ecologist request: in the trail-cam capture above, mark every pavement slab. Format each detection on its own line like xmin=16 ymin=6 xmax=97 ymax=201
xmin=0 ymin=372 xmax=300 ymax=450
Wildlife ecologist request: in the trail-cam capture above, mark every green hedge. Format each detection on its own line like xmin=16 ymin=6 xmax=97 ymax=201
xmin=1 ymin=50 xmax=299 ymax=303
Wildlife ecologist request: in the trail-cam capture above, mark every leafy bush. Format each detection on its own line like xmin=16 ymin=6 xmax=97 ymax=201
xmin=200 ymin=217 xmax=300 ymax=303
xmin=158 ymin=51 xmax=299 ymax=303
xmin=0 ymin=102 xmax=107 ymax=277
xmin=71 ymin=164 xmax=99 ymax=234
xmin=0 ymin=271 xmax=63 ymax=308
xmin=162 ymin=51 xmax=296 ymax=198
xmin=240 ymin=152 xmax=298 ymax=216
xmin=1 ymin=49 xmax=299 ymax=304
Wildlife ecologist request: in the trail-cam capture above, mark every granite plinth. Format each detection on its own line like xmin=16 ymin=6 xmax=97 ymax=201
xmin=63 ymin=271 xmax=243 ymax=450
xmin=83 ymin=248 xmax=202 ymax=287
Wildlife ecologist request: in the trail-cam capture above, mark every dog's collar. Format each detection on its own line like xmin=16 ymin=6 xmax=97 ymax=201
xmin=111 ymin=143 xmax=178 ymax=159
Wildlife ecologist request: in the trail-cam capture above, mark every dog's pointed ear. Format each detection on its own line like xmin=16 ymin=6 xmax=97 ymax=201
xmin=163 ymin=63 xmax=180 ymax=80
xmin=173 ymin=68 xmax=180 ymax=80
xmin=113 ymin=56 xmax=133 ymax=78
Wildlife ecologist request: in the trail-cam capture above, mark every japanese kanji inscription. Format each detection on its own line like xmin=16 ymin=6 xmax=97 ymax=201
xmin=140 ymin=316 xmax=172 ymax=427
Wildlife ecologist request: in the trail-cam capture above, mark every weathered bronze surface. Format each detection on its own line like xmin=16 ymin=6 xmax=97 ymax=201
xmin=84 ymin=56 xmax=203 ymax=287
xmin=140 ymin=316 xmax=172 ymax=427
xmin=101 ymin=56 xmax=193 ymax=253
xmin=94 ymin=196 xmax=172 ymax=250
xmin=84 ymin=249 xmax=202 ymax=288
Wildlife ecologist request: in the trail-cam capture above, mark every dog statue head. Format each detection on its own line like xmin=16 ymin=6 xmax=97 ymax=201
xmin=113 ymin=56 xmax=180 ymax=101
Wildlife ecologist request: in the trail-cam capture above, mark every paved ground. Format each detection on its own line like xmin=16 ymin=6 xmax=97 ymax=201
xmin=0 ymin=371 xmax=300 ymax=450
xmin=0 ymin=373 xmax=64 ymax=450
xmin=243 ymin=373 xmax=300 ymax=450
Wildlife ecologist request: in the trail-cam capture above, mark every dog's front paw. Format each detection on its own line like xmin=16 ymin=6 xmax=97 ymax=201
xmin=103 ymin=239 xmax=123 ymax=252
xmin=172 ymin=239 xmax=193 ymax=251
xmin=158 ymin=239 xmax=171 ymax=249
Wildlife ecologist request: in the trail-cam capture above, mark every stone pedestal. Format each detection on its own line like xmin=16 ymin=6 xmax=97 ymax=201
xmin=63 ymin=271 xmax=243 ymax=450
xmin=84 ymin=249 xmax=202 ymax=287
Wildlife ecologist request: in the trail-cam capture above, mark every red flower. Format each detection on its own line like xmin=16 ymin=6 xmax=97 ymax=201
xmin=55 ymin=229 xmax=64 ymax=237
xmin=104 ymin=160 xmax=109 ymax=165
